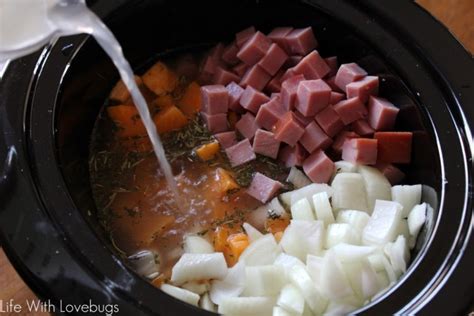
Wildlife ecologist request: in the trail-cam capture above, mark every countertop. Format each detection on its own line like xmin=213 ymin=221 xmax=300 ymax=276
xmin=0 ymin=1 xmax=473 ymax=315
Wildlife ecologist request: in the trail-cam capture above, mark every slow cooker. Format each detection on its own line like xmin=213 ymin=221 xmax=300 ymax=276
xmin=1 ymin=0 xmax=473 ymax=315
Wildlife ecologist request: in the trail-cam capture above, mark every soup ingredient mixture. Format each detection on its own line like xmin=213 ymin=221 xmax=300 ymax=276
xmin=90 ymin=25 xmax=429 ymax=315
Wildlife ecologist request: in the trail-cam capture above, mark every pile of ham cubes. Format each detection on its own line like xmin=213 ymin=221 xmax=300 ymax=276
xmin=199 ymin=26 xmax=412 ymax=203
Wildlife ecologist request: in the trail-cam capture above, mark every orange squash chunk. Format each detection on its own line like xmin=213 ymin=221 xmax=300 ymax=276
xmin=153 ymin=106 xmax=188 ymax=134
xmin=196 ymin=141 xmax=220 ymax=161
xmin=107 ymin=105 xmax=147 ymax=138
xmin=151 ymin=94 xmax=174 ymax=111
xmin=213 ymin=168 xmax=240 ymax=195
xmin=142 ymin=62 xmax=178 ymax=95
xmin=227 ymin=233 xmax=249 ymax=265
xmin=266 ymin=217 xmax=290 ymax=234
xmin=177 ymin=81 xmax=202 ymax=116
xmin=109 ymin=75 xmax=143 ymax=103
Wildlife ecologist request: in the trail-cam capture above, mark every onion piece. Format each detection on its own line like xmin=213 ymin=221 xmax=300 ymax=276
xmin=160 ymin=284 xmax=200 ymax=306
xmin=243 ymin=222 xmax=264 ymax=243
xmin=334 ymin=160 xmax=358 ymax=174
xmin=171 ymin=253 xmax=227 ymax=285
xmin=181 ymin=281 xmax=209 ymax=295
xmin=320 ymin=250 xmax=354 ymax=300
xmin=280 ymin=183 xmax=334 ymax=208
xmin=287 ymin=166 xmax=311 ymax=189
xmin=280 ymin=220 xmax=325 ymax=261
xmin=277 ymin=284 xmax=305 ymax=315
xmin=325 ymin=223 xmax=360 ymax=248
xmin=362 ymin=200 xmax=403 ymax=246
xmin=127 ymin=250 xmax=159 ymax=279
xmin=210 ymin=261 xmax=246 ymax=305
xmin=199 ymin=293 xmax=216 ymax=312
xmin=270 ymin=197 xmax=287 ymax=217
xmin=242 ymin=265 xmax=286 ymax=297
xmin=306 ymin=254 xmax=323 ymax=285
xmin=408 ymin=203 xmax=427 ymax=247
xmin=387 ymin=235 xmax=410 ymax=275
xmin=336 ymin=210 xmax=370 ymax=233
xmin=239 ymin=234 xmax=280 ymax=266
xmin=274 ymin=253 xmax=306 ymax=276
xmin=331 ymin=173 xmax=368 ymax=212
xmin=288 ymin=265 xmax=328 ymax=315
xmin=332 ymin=243 xmax=376 ymax=262
xmin=391 ymin=184 xmax=422 ymax=217
xmin=357 ymin=165 xmax=392 ymax=213
xmin=183 ymin=235 xmax=214 ymax=254
xmin=273 ymin=306 xmax=297 ymax=316
xmin=312 ymin=191 xmax=335 ymax=226
xmin=217 ymin=296 xmax=276 ymax=316
xmin=291 ymin=198 xmax=315 ymax=221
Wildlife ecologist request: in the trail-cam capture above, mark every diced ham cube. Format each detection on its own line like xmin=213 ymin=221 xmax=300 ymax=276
xmin=214 ymin=131 xmax=237 ymax=149
xmin=293 ymin=111 xmax=314 ymax=127
xmin=232 ymin=63 xmax=248 ymax=77
xmin=346 ymin=75 xmax=379 ymax=103
xmin=239 ymin=85 xmax=270 ymax=114
xmin=279 ymin=143 xmax=308 ymax=167
xmin=281 ymin=74 xmax=306 ymax=111
xmin=222 ymin=42 xmax=240 ymax=66
xmin=265 ymin=73 xmax=283 ymax=93
xmin=237 ymin=31 xmax=272 ymax=65
xmin=296 ymin=79 xmax=331 ymax=116
xmin=225 ymin=139 xmax=256 ymax=167
xmin=253 ymin=129 xmax=281 ymax=159
xmin=368 ymin=96 xmax=400 ymax=131
xmin=351 ymin=119 xmax=375 ymax=136
xmin=334 ymin=63 xmax=368 ymax=92
xmin=299 ymin=121 xmax=333 ymax=153
xmin=201 ymin=112 xmax=228 ymax=133
xmin=332 ymin=131 xmax=360 ymax=154
xmin=285 ymin=27 xmax=318 ymax=55
xmin=235 ymin=112 xmax=260 ymax=139
xmin=374 ymin=162 xmax=405 ymax=185
xmin=240 ymin=65 xmax=272 ymax=91
xmin=267 ymin=27 xmax=293 ymax=52
xmin=247 ymin=172 xmax=283 ymax=203
xmin=342 ymin=138 xmax=378 ymax=165
xmin=201 ymin=85 xmax=228 ymax=114
xmin=199 ymin=56 xmax=218 ymax=84
xmin=213 ymin=66 xmax=240 ymax=86
xmin=326 ymin=76 xmax=343 ymax=92
xmin=284 ymin=55 xmax=303 ymax=68
xmin=293 ymin=51 xmax=330 ymax=79
xmin=236 ymin=26 xmax=256 ymax=47
xmin=324 ymin=56 xmax=338 ymax=77
xmin=303 ymin=150 xmax=335 ymax=183
xmin=271 ymin=92 xmax=281 ymax=99
xmin=273 ymin=112 xmax=305 ymax=146
xmin=314 ymin=106 xmax=345 ymax=137
xmin=226 ymin=82 xmax=245 ymax=113
xmin=280 ymin=67 xmax=298 ymax=83
xmin=330 ymin=91 xmax=345 ymax=105
xmin=333 ymin=96 xmax=368 ymax=125
xmin=374 ymin=132 xmax=413 ymax=163
xmin=258 ymin=43 xmax=289 ymax=76
xmin=255 ymin=97 xmax=286 ymax=130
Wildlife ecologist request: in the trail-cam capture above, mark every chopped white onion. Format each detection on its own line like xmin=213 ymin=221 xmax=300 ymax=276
xmin=242 ymin=265 xmax=286 ymax=297
xmin=357 ymin=166 xmax=392 ymax=213
xmin=280 ymin=220 xmax=324 ymax=261
xmin=243 ymin=222 xmax=264 ymax=243
xmin=336 ymin=210 xmax=370 ymax=233
xmin=408 ymin=203 xmax=426 ymax=245
xmin=210 ymin=261 xmax=246 ymax=305
xmin=331 ymin=173 xmax=368 ymax=212
xmin=387 ymin=235 xmax=410 ymax=275
xmin=287 ymin=166 xmax=312 ymax=189
xmin=362 ymin=200 xmax=403 ymax=246
xmin=273 ymin=306 xmax=297 ymax=316
xmin=325 ymin=223 xmax=360 ymax=249
xmin=274 ymin=253 xmax=306 ymax=272
xmin=161 ymin=284 xmax=200 ymax=306
xmin=183 ymin=235 xmax=214 ymax=254
xmin=171 ymin=253 xmax=227 ymax=285
xmin=181 ymin=281 xmax=209 ymax=295
xmin=320 ymin=250 xmax=354 ymax=300
xmin=280 ymin=183 xmax=334 ymax=208
xmin=332 ymin=243 xmax=376 ymax=262
xmin=270 ymin=197 xmax=287 ymax=217
xmin=277 ymin=284 xmax=305 ymax=315
xmin=128 ymin=250 xmax=159 ymax=279
xmin=199 ymin=293 xmax=216 ymax=312
xmin=306 ymin=254 xmax=323 ymax=285
xmin=291 ymin=198 xmax=315 ymax=221
xmin=217 ymin=296 xmax=276 ymax=316
xmin=288 ymin=265 xmax=328 ymax=315
xmin=239 ymin=234 xmax=280 ymax=266
xmin=334 ymin=160 xmax=358 ymax=174
xmin=391 ymin=184 xmax=422 ymax=217
xmin=312 ymin=191 xmax=335 ymax=226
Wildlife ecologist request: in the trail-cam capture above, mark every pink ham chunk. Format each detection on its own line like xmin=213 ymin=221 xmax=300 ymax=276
xmin=225 ymin=139 xmax=256 ymax=167
xmin=303 ymin=150 xmax=335 ymax=183
xmin=265 ymin=72 xmax=283 ymax=93
xmin=201 ymin=112 xmax=228 ymax=133
xmin=258 ymin=43 xmax=289 ymax=76
xmin=233 ymin=63 xmax=248 ymax=77
xmin=240 ymin=65 xmax=271 ymax=91
xmin=214 ymin=131 xmax=237 ymax=149
xmin=332 ymin=131 xmax=360 ymax=154
xmin=374 ymin=132 xmax=412 ymax=163
xmin=346 ymin=75 xmax=379 ymax=103
xmin=351 ymin=119 xmax=375 ymax=136
xmin=326 ymin=76 xmax=343 ymax=92
xmin=293 ymin=51 xmax=330 ymax=79
xmin=284 ymin=55 xmax=304 ymax=68
xmin=273 ymin=112 xmax=305 ymax=146
xmin=226 ymin=82 xmax=245 ymax=113
xmin=333 ymin=97 xmax=368 ymax=125
xmin=199 ymin=56 xmax=218 ymax=84
xmin=237 ymin=31 xmax=272 ymax=65
xmin=335 ymin=63 xmax=368 ymax=92
xmin=368 ymin=96 xmax=399 ymax=131
xmin=271 ymin=92 xmax=281 ymax=99
xmin=315 ymin=106 xmax=345 ymax=137
xmin=281 ymin=74 xmax=305 ymax=111
xmin=255 ymin=97 xmax=286 ymax=130
xmin=342 ymin=138 xmax=378 ymax=165
xmin=222 ymin=42 xmax=240 ymax=66
xmin=201 ymin=85 xmax=228 ymax=114
xmin=330 ymin=91 xmax=345 ymax=105
xmin=296 ymin=79 xmax=332 ymax=116
xmin=267 ymin=27 xmax=293 ymax=52
xmin=285 ymin=27 xmax=318 ymax=55
xmin=299 ymin=121 xmax=333 ymax=153
xmin=236 ymin=26 xmax=256 ymax=47
xmin=324 ymin=56 xmax=338 ymax=77
xmin=374 ymin=162 xmax=405 ymax=185
xmin=293 ymin=111 xmax=314 ymax=127
xmin=213 ymin=66 xmax=241 ymax=86
xmin=247 ymin=172 xmax=283 ymax=203
xmin=239 ymin=85 xmax=270 ymax=113
xmin=279 ymin=143 xmax=308 ymax=167
xmin=235 ymin=112 xmax=260 ymax=139
xmin=253 ymin=129 xmax=281 ymax=159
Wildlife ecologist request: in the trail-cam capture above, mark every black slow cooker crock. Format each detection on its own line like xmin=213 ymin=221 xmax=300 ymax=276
xmin=1 ymin=0 xmax=473 ymax=315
